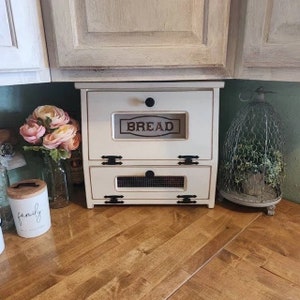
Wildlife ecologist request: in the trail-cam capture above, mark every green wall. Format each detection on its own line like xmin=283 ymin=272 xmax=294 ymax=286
xmin=0 ymin=80 xmax=300 ymax=203
xmin=0 ymin=83 xmax=80 ymax=127
xmin=0 ymin=83 xmax=80 ymax=183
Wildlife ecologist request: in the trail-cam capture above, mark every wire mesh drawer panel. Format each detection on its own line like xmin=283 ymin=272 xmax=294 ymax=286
xmin=76 ymin=81 xmax=224 ymax=208
xmin=117 ymin=175 xmax=185 ymax=188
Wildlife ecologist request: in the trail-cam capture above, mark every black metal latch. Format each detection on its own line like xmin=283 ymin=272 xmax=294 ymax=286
xmin=104 ymin=195 xmax=124 ymax=204
xmin=102 ymin=155 xmax=123 ymax=165
xmin=177 ymin=195 xmax=197 ymax=204
xmin=178 ymin=155 xmax=199 ymax=165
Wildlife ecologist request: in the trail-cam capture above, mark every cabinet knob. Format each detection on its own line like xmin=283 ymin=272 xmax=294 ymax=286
xmin=145 ymin=170 xmax=155 ymax=178
xmin=145 ymin=97 xmax=155 ymax=107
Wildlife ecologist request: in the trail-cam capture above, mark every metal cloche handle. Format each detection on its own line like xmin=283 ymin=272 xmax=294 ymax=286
xmin=239 ymin=86 xmax=276 ymax=102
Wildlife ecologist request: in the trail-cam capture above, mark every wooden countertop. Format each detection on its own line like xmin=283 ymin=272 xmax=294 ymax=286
xmin=1 ymin=187 xmax=299 ymax=299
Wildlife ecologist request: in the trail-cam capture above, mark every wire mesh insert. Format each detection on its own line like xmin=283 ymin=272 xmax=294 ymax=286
xmin=117 ymin=176 xmax=185 ymax=188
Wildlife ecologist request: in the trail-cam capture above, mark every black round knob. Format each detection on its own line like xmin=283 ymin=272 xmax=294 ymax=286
xmin=145 ymin=170 xmax=155 ymax=178
xmin=145 ymin=97 xmax=155 ymax=107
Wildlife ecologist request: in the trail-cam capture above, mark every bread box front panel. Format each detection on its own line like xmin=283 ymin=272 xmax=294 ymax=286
xmin=86 ymin=90 xmax=214 ymax=162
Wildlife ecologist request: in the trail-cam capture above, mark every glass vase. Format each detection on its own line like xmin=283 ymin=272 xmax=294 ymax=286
xmin=0 ymin=164 xmax=14 ymax=231
xmin=42 ymin=154 xmax=72 ymax=208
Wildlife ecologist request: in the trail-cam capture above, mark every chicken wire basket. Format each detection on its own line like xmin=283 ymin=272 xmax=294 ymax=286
xmin=218 ymin=87 xmax=285 ymax=215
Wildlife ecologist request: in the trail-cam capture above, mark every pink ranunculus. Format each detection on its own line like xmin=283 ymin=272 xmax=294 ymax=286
xmin=25 ymin=114 xmax=38 ymax=126
xmin=43 ymin=124 xmax=77 ymax=149
xmin=19 ymin=123 xmax=46 ymax=145
xmin=60 ymin=132 xmax=81 ymax=151
xmin=32 ymin=105 xmax=70 ymax=129
xmin=69 ymin=118 xmax=80 ymax=132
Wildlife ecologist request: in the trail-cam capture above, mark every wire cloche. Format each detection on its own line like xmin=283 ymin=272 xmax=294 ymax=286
xmin=218 ymin=87 xmax=285 ymax=215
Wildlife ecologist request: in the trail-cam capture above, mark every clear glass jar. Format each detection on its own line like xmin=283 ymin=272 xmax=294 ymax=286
xmin=42 ymin=154 xmax=72 ymax=209
xmin=0 ymin=164 xmax=14 ymax=231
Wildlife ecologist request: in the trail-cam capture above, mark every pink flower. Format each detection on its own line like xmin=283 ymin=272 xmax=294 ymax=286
xmin=19 ymin=123 xmax=46 ymax=145
xmin=43 ymin=124 xmax=77 ymax=149
xmin=69 ymin=118 xmax=80 ymax=132
xmin=20 ymin=105 xmax=81 ymax=161
xmin=32 ymin=105 xmax=70 ymax=129
xmin=61 ymin=132 xmax=81 ymax=151
xmin=25 ymin=114 xmax=38 ymax=126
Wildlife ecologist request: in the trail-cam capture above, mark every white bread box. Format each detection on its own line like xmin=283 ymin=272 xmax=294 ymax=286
xmin=76 ymin=81 xmax=224 ymax=208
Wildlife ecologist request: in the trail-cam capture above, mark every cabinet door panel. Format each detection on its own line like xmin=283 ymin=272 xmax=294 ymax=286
xmin=235 ymin=0 xmax=300 ymax=81
xmin=244 ymin=0 xmax=300 ymax=67
xmin=47 ymin=0 xmax=230 ymax=68
xmin=0 ymin=0 xmax=50 ymax=85
xmin=0 ymin=0 xmax=16 ymax=47
xmin=268 ymin=1 xmax=300 ymax=44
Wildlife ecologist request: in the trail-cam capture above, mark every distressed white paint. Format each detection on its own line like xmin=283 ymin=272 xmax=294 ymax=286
xmin=234 ymin=0 xmax=300 ymax=81
xmin=42 ymin=0 xmax=232 ymax=81
xmin=0 ymin=0 xmax=50 ymax=85
xmin=0 ymin=0 xmax=14 ymax=46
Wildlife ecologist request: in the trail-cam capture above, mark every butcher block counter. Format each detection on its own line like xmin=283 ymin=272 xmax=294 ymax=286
xmin=1 ymin=186 xmax=299 ymax=300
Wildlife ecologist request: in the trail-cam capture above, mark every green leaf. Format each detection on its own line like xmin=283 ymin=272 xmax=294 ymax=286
xmin=23 ymin=146 xmax=71 ymax=162
xmin=23 ymin=145 xmax=43 ymax=152
xmin=49 ymin=148 xmax=71 ymax=162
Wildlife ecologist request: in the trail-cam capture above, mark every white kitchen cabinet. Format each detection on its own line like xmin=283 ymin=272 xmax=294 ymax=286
xmin=41 ymin=0 xmax=233 ymax=82
xmin=0 ymin=0 xmax=50 ymax=86
xmin=1 ymin=0 xmax=299 ymax=85
xmin=234 ymin=0 xmax=300 ymax=82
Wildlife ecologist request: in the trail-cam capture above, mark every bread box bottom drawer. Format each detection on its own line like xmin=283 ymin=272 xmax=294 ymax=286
xmin=87 ymin=166 xmax=214 ymax=207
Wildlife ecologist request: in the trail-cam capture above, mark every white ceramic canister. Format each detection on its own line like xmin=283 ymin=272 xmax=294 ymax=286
xmin=0 ymin=218 xmax=5 ymax=254
xmin=7 ymin=179 xmax=51 ymax=238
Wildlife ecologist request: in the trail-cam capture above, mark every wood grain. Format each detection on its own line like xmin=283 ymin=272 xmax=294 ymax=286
xmin=43 ymin=0 xmax=230 ymax=68
xmin=41 ymin=0 xmax=233 ymax=82
xmin=169 ymin=200 xmax=300 ymax=300
xmin=234 ymin=0 xmax=300 ymax=81
xmin=0 ymin=189 xmax=299 ymax=299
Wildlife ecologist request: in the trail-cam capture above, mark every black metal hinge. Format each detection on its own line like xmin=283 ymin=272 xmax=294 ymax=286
xmin=104 ymin=195 xmax=124 ymax=204
xmin=177 ymin=195 xmax=197 ymax=204
xmin=178 ymin=155 xmax=199 ymax=165
xmin=102 ymin=155 xmax=123 ymax=165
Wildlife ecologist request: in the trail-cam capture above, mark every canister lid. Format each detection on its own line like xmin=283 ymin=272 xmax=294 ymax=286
xmin=7 ymin=179 xmax=47 ymax=200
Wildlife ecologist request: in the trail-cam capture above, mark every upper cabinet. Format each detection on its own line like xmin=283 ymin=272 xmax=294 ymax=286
xmin=234 ymin=0 xmax=300 ymax=82
xmin=0 ymin=0 xmax=50 ymax=86
xmin=1 ymin=0 xmax=298 ymax=84
xmin=41 ymin=0 xmax=233 ymax=82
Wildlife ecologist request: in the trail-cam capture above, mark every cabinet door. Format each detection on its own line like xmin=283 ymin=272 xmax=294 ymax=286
xmin=86 ymin=90 xmax=214 ymax=161
xmin=0 ymin=0 xmax=50 ymax=86
xmin=234 ymin=0 xmax=300 ymax=81
xmin=42 ymin=0 xmax=231 ymax=81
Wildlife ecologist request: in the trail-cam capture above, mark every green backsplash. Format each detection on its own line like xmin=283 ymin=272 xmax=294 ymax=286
xmin=0 ymin=80 xmax=300 ymax=203
xmin=0 ymin=83 xmax=80 ymax=184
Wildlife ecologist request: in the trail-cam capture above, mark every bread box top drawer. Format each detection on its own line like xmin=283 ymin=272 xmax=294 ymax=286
xmin=85 ymin=90 xmax=217 ymax=162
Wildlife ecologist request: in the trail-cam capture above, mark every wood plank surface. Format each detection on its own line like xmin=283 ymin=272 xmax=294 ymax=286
xmin=0 ymin=188 xmax=299 ymax=300
xmin=169 ymin=200 xmax=300 ymax=300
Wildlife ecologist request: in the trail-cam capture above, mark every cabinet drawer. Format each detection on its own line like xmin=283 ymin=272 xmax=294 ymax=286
xmin=87 ymin=90 xmax=214 ymax=161
xmin=89 ymin=166 xmax=212 ymax=204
